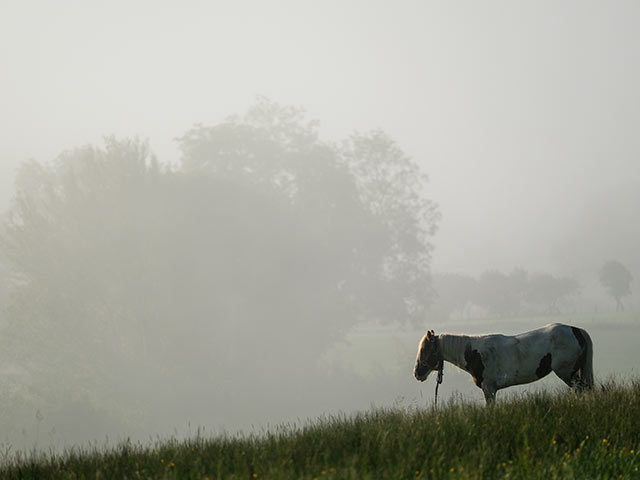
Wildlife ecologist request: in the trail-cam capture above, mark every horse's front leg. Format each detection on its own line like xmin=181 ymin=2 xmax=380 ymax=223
xmin=482 ymin=387 xmax=496 ymax=405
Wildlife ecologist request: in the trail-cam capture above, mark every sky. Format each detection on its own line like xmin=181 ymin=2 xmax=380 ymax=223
xmin=2 ymin=0 xmax=639 ymax=277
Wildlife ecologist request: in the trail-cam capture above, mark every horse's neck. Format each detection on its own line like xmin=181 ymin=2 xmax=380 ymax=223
xmin=440 ymin=334 xmax=474 ymax=370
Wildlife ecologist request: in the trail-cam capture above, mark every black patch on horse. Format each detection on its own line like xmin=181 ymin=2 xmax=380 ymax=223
xmin=464 ymin=345 xmax=484 ymax=388
xmin=571 ymin=327 xmax=588 ymax=381
xmin=536 ymin=353 xmax=552 ymax=378
xmin=571 ymin=327 xmax=586 ymax=349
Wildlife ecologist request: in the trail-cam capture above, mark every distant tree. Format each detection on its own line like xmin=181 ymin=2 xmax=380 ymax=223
xmin=525 ymin=273 xmax=580 ymax=315
xmin=432 ymin=268 xmax=581 ymax=319
xmin=475 ymin=269 xmax=528 ymax=317
xmin=599 ymin=260 xmax=633 ymax=311
xmin=178 ymin=98 xmax=440 ymax=325
xmin=432 ymin=273 xmax=477 ymax=319
xmin=0 ymin=139 xmax=165 ymax=406
xmin=340 ymin=130 xmax=440 ymax=320
xmin=0 ymin=239 xmax=8 ymax=312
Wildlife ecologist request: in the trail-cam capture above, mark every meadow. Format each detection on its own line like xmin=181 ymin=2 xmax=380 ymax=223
xmin=1 ymin=380 xmax=639 ymax=479
xmin=1 ymin=311 xmax=638 ymax=478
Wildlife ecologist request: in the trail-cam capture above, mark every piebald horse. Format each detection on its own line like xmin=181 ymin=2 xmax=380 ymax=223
xmin=414 ymin=323 xmax=593 ymax=404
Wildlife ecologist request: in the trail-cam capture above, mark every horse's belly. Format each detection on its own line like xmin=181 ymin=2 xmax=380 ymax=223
xmin=494 ymin=367 xmax=547 ymax=389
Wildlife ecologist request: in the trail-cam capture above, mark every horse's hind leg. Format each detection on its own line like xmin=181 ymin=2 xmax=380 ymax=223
xmin=554 ymin=367 xmax=578 ymax=389
xmin=570 ymin=370 xmax=590 ymax=391
xmin=554 ymin=367 xmax=587 ymax=391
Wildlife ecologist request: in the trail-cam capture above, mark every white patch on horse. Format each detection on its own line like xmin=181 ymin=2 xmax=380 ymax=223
xmin=414 ymin=323 xmax=594 ymax=404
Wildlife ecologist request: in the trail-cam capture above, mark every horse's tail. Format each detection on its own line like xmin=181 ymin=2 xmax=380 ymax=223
xmin=580 ymin=328 xmax=594 ymax=389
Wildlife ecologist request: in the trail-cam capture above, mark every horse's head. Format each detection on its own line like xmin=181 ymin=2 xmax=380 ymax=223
xmin=414 ymin=330 xmax=441 ymax=381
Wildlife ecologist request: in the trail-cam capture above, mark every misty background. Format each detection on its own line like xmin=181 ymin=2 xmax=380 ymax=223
xmin=1 ymin=0 xmax=639 ymax=451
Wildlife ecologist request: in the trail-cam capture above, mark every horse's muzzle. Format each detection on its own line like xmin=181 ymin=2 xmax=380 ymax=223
xmin=414 ymin=365 xmax=429 ymax=381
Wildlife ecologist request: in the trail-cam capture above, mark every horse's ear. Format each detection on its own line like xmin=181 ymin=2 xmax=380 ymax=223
xmin=430 ymin=330 xmax=435 ymax=337
xmin=426 ymin=330 xmax=432 ymax=340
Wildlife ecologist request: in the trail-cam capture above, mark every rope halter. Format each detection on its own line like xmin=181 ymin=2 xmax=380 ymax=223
xmin=433 ymin=336 xmax=444 ymax=408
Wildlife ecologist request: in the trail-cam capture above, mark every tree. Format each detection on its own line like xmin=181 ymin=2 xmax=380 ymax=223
xmin=599 ymin=260 xmax=633 ymax=311
xmin=431 ymin=273 xmax=478 ymax=319
xmin=0 ymin=100 xmax=439 ymax=433
xmin=177 ymin=98 xmax=440 ymax=325
xmin=471 ymin=269 xmax=580 ymax=317
xmin=0 ymin=139 xmax=166 ymax=418
xmin=475 ymin=269 xmax=528 ymax=317
xmin=341 ymin=130 xmax=440 ymax=320
xmin=525 ymin=273 xmax=580 ymax=315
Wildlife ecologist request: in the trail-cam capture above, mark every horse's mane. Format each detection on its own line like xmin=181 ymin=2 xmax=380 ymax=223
xmin=439 ymin=333 xmax=471 ymax=358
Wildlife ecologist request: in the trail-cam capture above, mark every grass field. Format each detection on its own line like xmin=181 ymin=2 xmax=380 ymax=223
xmin=2 ymin=380 xmax=639 ymax=479
xmin=1 ymin=311 xmax=638 ymax=478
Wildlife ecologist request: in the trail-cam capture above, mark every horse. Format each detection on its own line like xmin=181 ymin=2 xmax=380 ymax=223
xmin=414 ymin=323 xmax=593 ymax=404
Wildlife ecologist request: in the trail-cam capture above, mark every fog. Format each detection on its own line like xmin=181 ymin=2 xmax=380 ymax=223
xmin=1 ymin=1 xmax=639 ymax=451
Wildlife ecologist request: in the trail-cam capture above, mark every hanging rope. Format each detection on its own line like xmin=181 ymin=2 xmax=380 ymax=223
xmin=434 ymin=357 xmax=444 ymax=408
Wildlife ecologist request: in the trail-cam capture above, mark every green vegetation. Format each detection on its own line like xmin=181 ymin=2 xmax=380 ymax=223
xmin=0 ymin=101 xmax=439 ymax=440
xmin=2 ymin=380 xmax=639 ymax=479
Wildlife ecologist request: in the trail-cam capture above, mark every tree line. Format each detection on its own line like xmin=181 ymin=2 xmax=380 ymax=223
xmin=433 ymin=261 xmax=634 ymax=319
xmin=0 ymin=99 xmax=440 ymax=439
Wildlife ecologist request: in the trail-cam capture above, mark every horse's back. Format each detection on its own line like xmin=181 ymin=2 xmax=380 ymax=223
xmin=545 ymin=323 xmax=589 ymax=349
xmin=517 ymin=323 xmax=577 ymax=345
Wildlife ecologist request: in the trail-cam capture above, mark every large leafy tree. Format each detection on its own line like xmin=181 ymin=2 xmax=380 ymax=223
xmin=0 ymin=100 xmax=439 ymax=431
xmin=177 ymin=99 xmax=440 ymax=326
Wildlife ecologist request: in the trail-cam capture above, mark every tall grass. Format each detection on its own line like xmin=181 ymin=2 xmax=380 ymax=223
xmin=2 ymin=380 xmax=639 ymax=479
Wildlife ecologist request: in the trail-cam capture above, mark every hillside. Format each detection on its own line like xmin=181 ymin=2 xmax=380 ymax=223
xmin=2 ymin=380 xmax=639 ymax=479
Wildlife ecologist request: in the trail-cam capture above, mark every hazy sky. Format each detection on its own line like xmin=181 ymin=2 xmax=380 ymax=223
xmin=2 ymin=0 xmax=639 ymax=275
